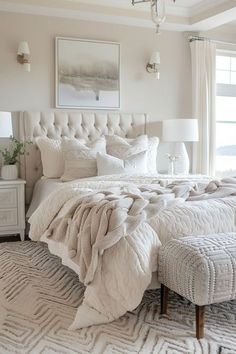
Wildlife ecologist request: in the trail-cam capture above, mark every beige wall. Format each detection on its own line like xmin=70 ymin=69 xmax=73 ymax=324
xmin=0 ymin=11 xmax=194 ymax=171
xmin=0 ymin=12 xmax=235 ymax=172
xmin=0 ymin=12 xmax=192 ymax=128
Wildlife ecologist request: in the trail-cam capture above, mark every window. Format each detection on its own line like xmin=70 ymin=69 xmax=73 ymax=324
xmin=216 ymin=56 xmax=236 ymax=85
xmin=215 ymin=53 xmax=236 ymax=177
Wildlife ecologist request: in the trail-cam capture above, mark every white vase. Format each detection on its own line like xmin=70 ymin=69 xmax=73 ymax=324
xmin=1 ymin=164 xmax=18 ymax=180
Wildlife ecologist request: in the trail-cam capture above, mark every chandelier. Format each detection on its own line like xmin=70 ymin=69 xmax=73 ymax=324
xmin=132 ymin=0 xmax=176 ymax=34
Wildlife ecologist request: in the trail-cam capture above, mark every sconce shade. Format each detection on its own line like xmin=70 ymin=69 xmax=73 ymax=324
xmin=146 ymin=51 xmax=160 ymax=79
xmin=17 ymin=41 xmax=30 ymax=55
xmin=150 ymin=51 xmax=160 ymax=65
xmin=24 ymin=63 xmax=31 ymax=72
xmin=17 ymin=41 xmax=31 ymax=72
xmin=0 ymin=112 xmax=13 ymax=138
xmin=162 ymin=119 xmax=199 ymax=142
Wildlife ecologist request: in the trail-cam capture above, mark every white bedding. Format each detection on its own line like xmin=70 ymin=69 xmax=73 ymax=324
xmin=26 ymin=178 xmax=64 ymax=218
xmin=27 ymin=173 xmax=211 ymax=218
xmin=29 ymin=174 xmax=236 ymax=330
xmin=27 ymin=174 xmax=213 ymax=288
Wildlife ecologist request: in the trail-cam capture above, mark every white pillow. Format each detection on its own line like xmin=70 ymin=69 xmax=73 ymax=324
xmin=144 ymin=137 xmax=159 ymax=173
xmin=36 ymin=137 xmax=64 ymax=178
xmin=124 ymin=136 xmax=159 ymax=174
xmin=61 ymin=137 xmax=106 ymax=181
xmin=106 ymin=135 xmax=148 ymax=158
xmin=106 ymin=135 xmax=159 ymax=173
xmin=97 ymin=152 xmax=148 ymax=176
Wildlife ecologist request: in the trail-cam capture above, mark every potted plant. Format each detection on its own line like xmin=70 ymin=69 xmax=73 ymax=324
xmin=0 ymin=137 xmax=31 ymax=180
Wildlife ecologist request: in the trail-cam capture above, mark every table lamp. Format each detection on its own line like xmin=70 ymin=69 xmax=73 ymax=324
xmin=0 ymin=112 xmax=15 ymax=179
xmin=0 ymin=112 xmax=13 ymax=138
xmin=162 ymin=119 xmax=199 ymax=175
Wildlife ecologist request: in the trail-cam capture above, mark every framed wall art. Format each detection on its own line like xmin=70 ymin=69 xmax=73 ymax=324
xmin=55 ymin=37 xmax=120 ymax=109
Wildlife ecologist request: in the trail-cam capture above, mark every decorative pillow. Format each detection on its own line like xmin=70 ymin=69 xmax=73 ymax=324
xmin=61 ymin=137 xmax=106 ymax=181
xmin=106 ymin=135 xmax=148 ymax=158
xmin=97 ymin=152 xmax=148 ymax=176
xmin=36 ymin=137 xmax=64 ymax=178
xmin=106 ymin=135 xmax=159 ymax=173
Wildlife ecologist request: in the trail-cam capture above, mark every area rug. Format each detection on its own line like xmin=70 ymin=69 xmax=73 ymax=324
xmin=0 ymin=242 xmax=235 ymax=354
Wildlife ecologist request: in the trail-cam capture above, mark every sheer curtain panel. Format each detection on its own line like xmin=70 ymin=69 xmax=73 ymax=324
xmin=190 ymin=39 xmax=216 ymax=175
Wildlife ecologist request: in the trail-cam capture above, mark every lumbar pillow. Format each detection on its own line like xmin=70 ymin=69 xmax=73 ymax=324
xmin=61 ymin=137 xmax=106 ymax=181
xmin=106 ymin=135 xmax=158 ymax=173
xmin=97 ymin=151 xmax=148 ymax=176
xmin=36 ymin=137 xmax=64 ymax=178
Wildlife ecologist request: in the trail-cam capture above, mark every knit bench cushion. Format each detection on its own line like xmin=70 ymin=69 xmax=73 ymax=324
xmin=158 ymin=233 xmax=236 ymax=306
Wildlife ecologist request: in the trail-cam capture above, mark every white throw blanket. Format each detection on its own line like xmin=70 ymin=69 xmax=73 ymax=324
xmin=29 ymin=177 xmax=236 ymax=329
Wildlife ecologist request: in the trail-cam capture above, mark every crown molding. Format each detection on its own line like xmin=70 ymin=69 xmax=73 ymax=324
xmin=0 ymin=0 xmax=191 ymax=31
xmin=0 ymin=0 xmax=235 ymax=33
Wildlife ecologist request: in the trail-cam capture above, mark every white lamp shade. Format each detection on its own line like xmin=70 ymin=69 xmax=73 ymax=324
xmin=17 ymin=41 xmax=30 ymax=55
xmin=162 ymin=119 xmax=199 ymax=142
xmin=150 ymin=51 xmax=160 ymax=65
xmin=0 ymin=112 xmax=13 ymax=138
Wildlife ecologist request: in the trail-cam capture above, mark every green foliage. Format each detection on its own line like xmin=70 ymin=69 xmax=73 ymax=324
xmin=0 ymin=136 xmax=32 ymax=165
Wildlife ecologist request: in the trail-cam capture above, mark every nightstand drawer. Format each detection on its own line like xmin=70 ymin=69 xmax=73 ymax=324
xmin=0 ymin=209 xmax=18 ymax=226
xmin=0 ymin=188 xmax=17 ymax=208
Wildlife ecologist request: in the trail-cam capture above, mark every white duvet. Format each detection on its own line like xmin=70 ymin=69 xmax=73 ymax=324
xmin=29 ymin=175 xmax=236 ymax=330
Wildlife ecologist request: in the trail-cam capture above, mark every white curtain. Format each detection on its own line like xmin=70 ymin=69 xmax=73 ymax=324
xmin=190 ymin=39 xmax=216 ymax=175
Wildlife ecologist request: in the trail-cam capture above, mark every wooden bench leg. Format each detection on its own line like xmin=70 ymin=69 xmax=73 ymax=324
xmin=196 ymin=305 xmax=205 ymax=339
xmin=160 ymin=284 xmax=169 ymax=315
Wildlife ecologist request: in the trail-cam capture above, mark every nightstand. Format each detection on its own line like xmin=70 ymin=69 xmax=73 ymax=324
xmin=0 ymin=179 xmax=26 ymax=241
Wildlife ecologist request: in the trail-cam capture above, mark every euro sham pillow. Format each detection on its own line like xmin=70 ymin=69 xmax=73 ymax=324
xmin=61 ymin=137 xmax=106 ymax=181
xmin=35 ymin=137 xmax=64 ymax=178
xmin=106 ymin=135 xmax=148 ymax=158
xmin=106 ymin=135 xmax=159 ymax=173
xmin=97 ymin=151 xmax=148 ymax=176
xmin=141 ymin=136 xmax=159 ymax=173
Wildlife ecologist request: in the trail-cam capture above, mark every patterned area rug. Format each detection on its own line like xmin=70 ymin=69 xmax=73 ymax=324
xmin=0 ymin=242 xmax=236 ymax=354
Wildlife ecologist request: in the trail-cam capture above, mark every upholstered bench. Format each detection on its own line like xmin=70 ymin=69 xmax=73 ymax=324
xmin=158 ymin=233 xmax=236 ymax=339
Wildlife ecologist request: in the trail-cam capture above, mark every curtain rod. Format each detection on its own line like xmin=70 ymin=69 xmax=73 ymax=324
xmin=189 ymin=35 xmax=236 ymax=47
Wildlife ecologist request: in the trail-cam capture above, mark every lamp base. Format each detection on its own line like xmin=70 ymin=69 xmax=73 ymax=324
xmin=170 ymin=142 xmax=189 ymax=175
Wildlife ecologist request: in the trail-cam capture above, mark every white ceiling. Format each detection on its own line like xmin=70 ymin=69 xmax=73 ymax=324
xmin=66 ymin=0 xmax=230 ymax=14
xmin=0 ymin=0 xmax=235 ymax=32
xmin=167 ymin=0 xmax=223 ymax=8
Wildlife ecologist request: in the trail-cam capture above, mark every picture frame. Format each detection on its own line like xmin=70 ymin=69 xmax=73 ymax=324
xmin=55 ymin=37 xmax=121 ymax=110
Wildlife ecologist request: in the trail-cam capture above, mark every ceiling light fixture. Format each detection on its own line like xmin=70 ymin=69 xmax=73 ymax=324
xmin=132 ymin=0 xmax=176 ymax=34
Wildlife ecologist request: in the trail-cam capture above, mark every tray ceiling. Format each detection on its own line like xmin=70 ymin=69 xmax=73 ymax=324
xmin=0 ymin=0 xmax=235 ymax=32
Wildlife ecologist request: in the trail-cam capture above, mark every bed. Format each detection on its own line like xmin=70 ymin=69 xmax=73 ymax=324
xmin=19 ymin=110 xmax=236 ymax=330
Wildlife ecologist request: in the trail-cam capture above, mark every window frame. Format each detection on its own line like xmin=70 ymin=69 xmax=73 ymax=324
xmin=216 ymin=50 xmax=236 ymax=87
xmin=215 ymin=50 xmax=236 ymax=177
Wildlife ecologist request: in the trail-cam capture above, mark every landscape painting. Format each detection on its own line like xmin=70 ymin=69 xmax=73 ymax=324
xmin=56 ymin=37 xmax=120 ymax=109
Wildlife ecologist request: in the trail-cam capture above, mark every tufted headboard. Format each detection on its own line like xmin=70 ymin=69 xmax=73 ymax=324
xmin=18 ymin=110 xmax=147 ymax=204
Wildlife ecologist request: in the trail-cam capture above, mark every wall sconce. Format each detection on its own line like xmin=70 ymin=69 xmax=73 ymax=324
xmin=17 ymin=41 xmax=31 ymax=72
xmin=146 ymin=51 xmax=160 ymax=79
